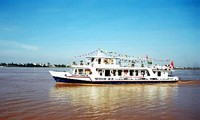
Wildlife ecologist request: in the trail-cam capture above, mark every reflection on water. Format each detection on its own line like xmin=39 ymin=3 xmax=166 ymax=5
xmin=50 ymin=84 xmax=181 ymax=120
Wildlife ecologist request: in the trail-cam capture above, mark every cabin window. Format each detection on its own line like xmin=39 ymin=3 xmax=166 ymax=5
xmin=105 ymin=70 xmax=110 ymax=76
xmin=124 ymin=70 xmax=128 ymax=76
xmin=130 ymin=70 xmax=134 ymax=76
xmin=75 ymin=69 xmax=77 ymax=74
xmin=100 ymin=69 xmax=103 ymax=76
xmin=146 ymin=70 xmax=150 ymax=76
xmin=118 ymin=70 xmax=122 ymax=76
xmin=78 ymin=69 xmax=84 ymax=75
xmin=85 ymin=69 xmax=91 ymax=75
xmin=110 ymin=59 xmax=113 ymax=64
xmin=104 ymin=59 xmax=108 ymax=64
xmin=113 ymin=70 xmax=116 ymax=76
xmin=157 ymin=71 xmax=161 ymax=76
xmin=141 ymin=70 xmax=145 ymax=76
xmin=135 ymin=70 xmax=138 ymax=76
xmin=91 ymin=58 xmax=95 ymax=62
xmin=98 ymin=58 xmax=101 ymax=64
xmin=97 ymin=69 xmax=103 ymax=76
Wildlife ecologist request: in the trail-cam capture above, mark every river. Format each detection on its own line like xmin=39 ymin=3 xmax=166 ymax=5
xmin=0 ymin=68 xmax=200 ymax=120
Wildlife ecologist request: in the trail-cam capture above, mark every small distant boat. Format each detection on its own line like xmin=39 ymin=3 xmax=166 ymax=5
xmin=49 ymin=49 xmax=179 ymax=84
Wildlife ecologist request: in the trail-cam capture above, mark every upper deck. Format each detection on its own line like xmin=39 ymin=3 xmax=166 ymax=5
xmin=72 ymin=49 xmax=174 ymax=72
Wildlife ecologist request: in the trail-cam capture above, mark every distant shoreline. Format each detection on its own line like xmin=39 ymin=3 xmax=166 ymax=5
xmin=0 ymin=63 xmax=70 ymax=68
xmin=174 ymin=68 xmax=200 ymax=70
xmin=0 ymin=66 xmax=70 ymax=68
xmin=1 ymin=62 xmax=200 ymax=69
xmin=0 ymin=66 xmax=200 ymax=70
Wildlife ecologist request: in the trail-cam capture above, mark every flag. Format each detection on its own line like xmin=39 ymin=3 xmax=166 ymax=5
xmin=170 ymin=61 xmax=174 ymax=69
xmin=146 ymin=54 xmax=148 ymax=61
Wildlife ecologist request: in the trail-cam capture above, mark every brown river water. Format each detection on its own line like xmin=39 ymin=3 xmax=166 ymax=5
xmin=0 ymin=68 xmax=200 ymax=120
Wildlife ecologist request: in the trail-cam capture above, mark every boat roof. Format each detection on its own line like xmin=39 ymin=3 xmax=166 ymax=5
xmin=86 ymin=56 xmax=115 ymax=59
xmin=86 ymin=50 xmax=115 ymax=58
xmin=75 ymin=49 xmax=171 ymax=62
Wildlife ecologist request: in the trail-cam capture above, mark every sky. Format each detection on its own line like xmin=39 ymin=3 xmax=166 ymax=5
xmin=0 ymin=0 xmax=199 ymax=67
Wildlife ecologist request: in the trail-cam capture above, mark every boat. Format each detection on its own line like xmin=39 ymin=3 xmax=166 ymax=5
xmin=49 ymin=49 xmax=179 ymax=84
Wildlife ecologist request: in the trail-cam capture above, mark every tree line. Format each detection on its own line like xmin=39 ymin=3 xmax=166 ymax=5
xmin=0 ymin=62 xmax=70 ymax=68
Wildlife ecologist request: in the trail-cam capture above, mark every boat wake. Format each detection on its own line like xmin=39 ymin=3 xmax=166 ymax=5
xmin=178 ymin=80 xmax=200 ymax=84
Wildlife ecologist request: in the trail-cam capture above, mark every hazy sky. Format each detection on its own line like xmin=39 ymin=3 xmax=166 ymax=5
xmin=0 ymin=0 xmax=199 ymax=67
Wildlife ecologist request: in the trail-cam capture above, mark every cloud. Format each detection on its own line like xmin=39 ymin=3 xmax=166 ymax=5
xmin=0 ymin=40 xmax=39 ymax=51
xmin=21 ymin=44 xmax=38 ymax=51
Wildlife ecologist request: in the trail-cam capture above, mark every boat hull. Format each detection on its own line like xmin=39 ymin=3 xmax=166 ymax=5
xmin=53 ymin=76 xmax=178 ymax=84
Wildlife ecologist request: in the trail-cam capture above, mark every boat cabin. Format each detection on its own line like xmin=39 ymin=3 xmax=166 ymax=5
xmin=87 ymin=57 xmax=116 ymax=66
xmin=73 ymin=68 xmax=92 ymax=76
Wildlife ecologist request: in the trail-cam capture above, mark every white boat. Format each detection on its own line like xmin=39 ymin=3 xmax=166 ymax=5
xmin=49 ymin=49 xmax=179 ymax=84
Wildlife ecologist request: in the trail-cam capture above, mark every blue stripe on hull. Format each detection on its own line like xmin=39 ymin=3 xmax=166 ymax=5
xmin=53 ymin=77 xmax=178 ymax=84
